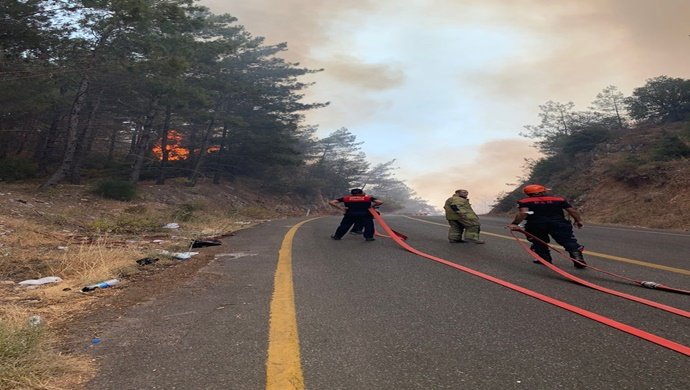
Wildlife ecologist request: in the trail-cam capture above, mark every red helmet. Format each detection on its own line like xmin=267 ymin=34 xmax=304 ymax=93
xmin=523 ymin=184 xmax=549 ymax=195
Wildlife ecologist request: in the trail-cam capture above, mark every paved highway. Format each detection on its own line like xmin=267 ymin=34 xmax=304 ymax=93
xmin=88 ymin=215 xmax=690 ymax=389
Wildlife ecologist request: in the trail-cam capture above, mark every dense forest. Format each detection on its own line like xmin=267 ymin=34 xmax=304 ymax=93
xmin=492 ymin=75 xmax=690 ymax=226
xmin=0 ymin=0 xmax=435 ymax=214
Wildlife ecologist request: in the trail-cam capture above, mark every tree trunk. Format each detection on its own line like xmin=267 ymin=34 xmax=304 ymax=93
xmin=13 ymin=117 xmax=34 ymax=156
xmin=39 ymin=75 xmax=90 ymax=189
xmin=69 ymin=90 xmax=102 ymax=184
xmin=128 ymin=118 xmax=143 ymax=157
xmin=212 ymin=122 xmax=229 ymax=184
xmin=155 ymin=105 xmax=172 ymax=185
xmin=107 ymin=126 xmax=119 ymax=162
xmin=35 ymin=108 xmax=63 ymax=174
xmin=129 ymin=98 xmax=159 ymax=183
xmin=188 ymin=114 xmax=216 ymax=186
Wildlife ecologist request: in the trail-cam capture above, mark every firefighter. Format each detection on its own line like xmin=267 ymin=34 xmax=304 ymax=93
xmin=349 ymin=221 xmax=364 ymax=235
xmin=443 ymin=189 xmax=485 ymax=244
xmin=329 ymin=188 xmax=383 ymax=241
xmin=507 ymin=184 xmax=586 ymax=268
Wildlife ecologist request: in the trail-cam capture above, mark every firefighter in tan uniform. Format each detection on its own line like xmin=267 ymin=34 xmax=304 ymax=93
xmin=443 ymin=189 xmax=485 ymax=244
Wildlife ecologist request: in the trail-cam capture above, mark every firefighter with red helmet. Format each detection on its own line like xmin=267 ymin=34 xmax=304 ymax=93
xmin=329 ymin=188 xmax=383 ymax=241
xmin=507 ymin=184 xmax=587 ymax=268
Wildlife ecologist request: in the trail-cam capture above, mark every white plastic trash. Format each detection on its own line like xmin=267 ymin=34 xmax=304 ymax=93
xmin=18 ymin=276 xmax=63 ymax=286
xmin=27 ymin=315 xmax=43 ymax=327
xmin=81 ymin=279 xmax=120 ymax=292
xmin=173 ymin=251 xmax=199 ymax=260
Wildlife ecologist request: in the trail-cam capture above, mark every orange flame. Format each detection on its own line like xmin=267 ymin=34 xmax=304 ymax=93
xmin=152 ymin=130 xmax=190 ymax=161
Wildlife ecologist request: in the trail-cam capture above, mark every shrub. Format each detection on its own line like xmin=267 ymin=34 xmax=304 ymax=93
xmin=681 ymin=123 xmax=690 ymax=140
xmin=0 ymin=157 xmax=38 ymax=182
xmin=0 ymin=314 xmax=44 ymax=389
xmin=529 ymin=155 xmax=578 ymax=184
xmin=172 ymin=203 xmax=204 ymax=222
xmin=561 ymin=128 xmax=611 ymax=156
xmin=93 ymin=179 xmax=137 ymax=201
xmin=605 ymin=156 xmax=651 ymax=186
xmin=651 ymin=132 xmax=690 ymax=161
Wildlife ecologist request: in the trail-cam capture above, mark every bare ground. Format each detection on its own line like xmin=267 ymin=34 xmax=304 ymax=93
xmin=0 ymin=179 xmax=323 ymax=389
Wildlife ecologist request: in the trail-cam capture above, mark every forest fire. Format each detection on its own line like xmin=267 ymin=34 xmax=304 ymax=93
xmin=152 ymin=130 xmax=190 ymax=161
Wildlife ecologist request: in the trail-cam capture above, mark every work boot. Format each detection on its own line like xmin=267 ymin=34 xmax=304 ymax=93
xmin=449 ymin=239 xmax=467 ymax=243
xmin=569 ymin=250 xmax=587 ymax=269
xmin=533 ymin=253 xmax=553 ymax=264
xmin=330 ymin=235 xmax=341 ymax=240
xmin=365 ymin=237 xmax=375 ymax=242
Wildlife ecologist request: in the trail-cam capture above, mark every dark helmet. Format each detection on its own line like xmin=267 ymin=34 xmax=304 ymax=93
xmin=350 ymin=188 xmax=364 ymax=195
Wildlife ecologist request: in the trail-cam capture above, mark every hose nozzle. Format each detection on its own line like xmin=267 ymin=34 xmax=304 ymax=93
xmin=641 ymin=281 xmax=660 ymax=289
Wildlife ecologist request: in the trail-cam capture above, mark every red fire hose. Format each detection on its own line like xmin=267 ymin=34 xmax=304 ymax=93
xmin=368 ymin=209 xmax=690 ymax=356
xmin=509 ymin=227 xmax=690 ymax=297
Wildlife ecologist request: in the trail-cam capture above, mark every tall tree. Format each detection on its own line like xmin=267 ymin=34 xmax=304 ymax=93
xmin=590 ymin=85 xmax=627 ymax=129
xmin=625 ymin=76 xmax=690 ymax=123
xmin=520 ymin=101 xmax=576 ymax=154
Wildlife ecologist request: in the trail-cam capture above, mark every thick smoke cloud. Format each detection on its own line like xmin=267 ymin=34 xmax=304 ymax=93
xmin=201 ymin=1 xmax=690 ymax=213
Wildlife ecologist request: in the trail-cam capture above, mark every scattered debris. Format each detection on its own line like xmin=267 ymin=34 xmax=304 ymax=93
xmin=160 ymin=250 xmax=199 ymax=260
xmin=27 ymin=315 xmax=43 ymax=327
xmin=173 ymin=251 xmax=198 ymax=260
xmin=81 ymin=279 xmax=120 ymax=292
xmin=191 ymin=238 xmax=222 ymax=248
xmin=162 ymin=223 xmax=180 ymax=229
xmin=215 ymin=252 xmax=257 ymax=259
xmin=136 ymin=257 xmax=159 ymax=266
xmin=18 ymin=276 xmax=63 ymax=286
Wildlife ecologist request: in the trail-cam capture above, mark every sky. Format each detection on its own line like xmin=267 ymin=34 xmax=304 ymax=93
xmin=201 ymin=0 xmax=690 ymax=213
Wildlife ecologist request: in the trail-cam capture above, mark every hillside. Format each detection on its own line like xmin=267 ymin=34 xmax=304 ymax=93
xmin=491 ymin=123 xmax=690 ymax=230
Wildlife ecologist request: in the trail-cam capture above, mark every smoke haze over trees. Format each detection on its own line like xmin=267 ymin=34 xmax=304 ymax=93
xmin=0 ymin=0 xmax=434 ymax=213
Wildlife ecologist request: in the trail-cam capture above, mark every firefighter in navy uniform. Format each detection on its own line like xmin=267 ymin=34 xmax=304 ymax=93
xmin=329 ymin=188 xmax=383 ymax=241
xmin=507 ymin=184 xmax=587 ymax=268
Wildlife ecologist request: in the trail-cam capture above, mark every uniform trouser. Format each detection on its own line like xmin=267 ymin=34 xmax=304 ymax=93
xmin=447 ymin=220 xmax=465 ymax=241
xmin=334 ymin=214 xmax=375 ymax=239
xmin=456 ymin=213 xmax=481 ymax=240
xmin=525 ymin=220 xmax=582 ymax=261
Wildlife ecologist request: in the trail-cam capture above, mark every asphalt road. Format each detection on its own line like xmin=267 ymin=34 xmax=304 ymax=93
xmin=88 ymin=215 xmax=690 ymax=389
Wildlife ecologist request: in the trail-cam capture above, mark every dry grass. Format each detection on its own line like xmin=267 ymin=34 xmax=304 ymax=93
xmin=0 ymin=179 xmax=309 ymax=389
xmin=50 ymin=239 xmax=147 ymax=286
xmin=0 ymin=305 xmax=92 ymax=390
xmin=581 ymin=159 xmax=690 ymax=230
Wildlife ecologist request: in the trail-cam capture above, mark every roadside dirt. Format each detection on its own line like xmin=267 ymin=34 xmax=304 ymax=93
xmin=57 ymin=238 xmax=227 ymax=343
xmin=0 ymin=179 xmax=327 ymax=389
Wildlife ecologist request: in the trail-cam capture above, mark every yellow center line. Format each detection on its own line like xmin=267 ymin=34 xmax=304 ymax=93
xmin=404 ymin=216 xmax=690 ymax=276
xmin=266 ymin=218 xmax=319 ymax=390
